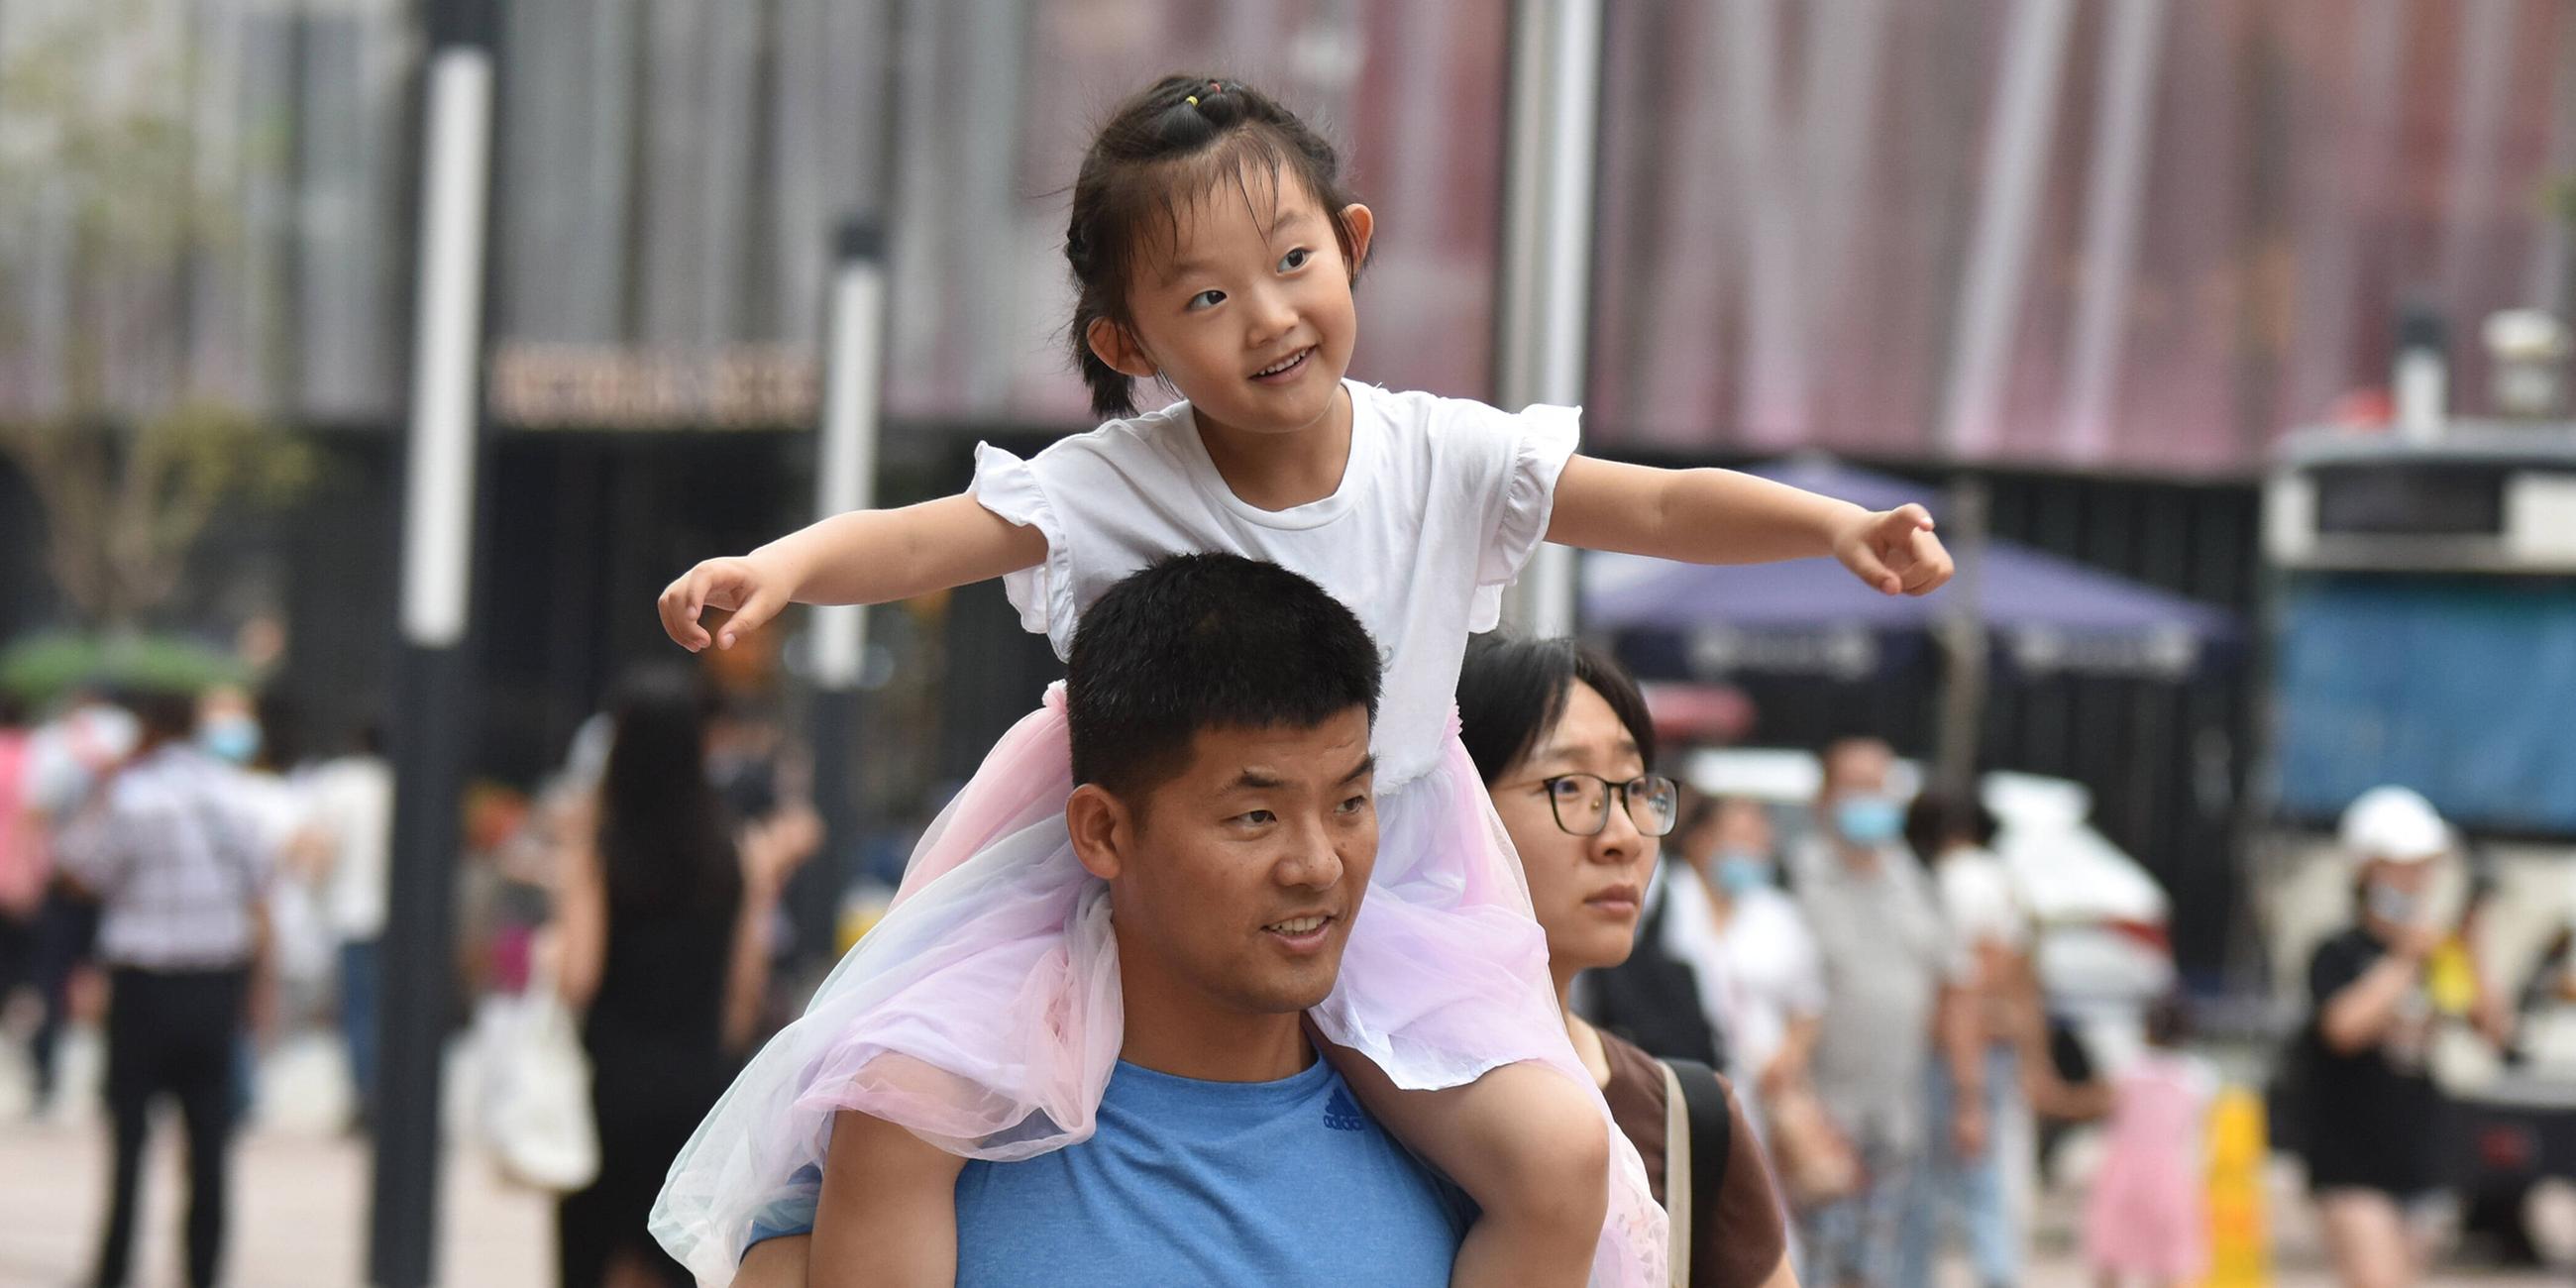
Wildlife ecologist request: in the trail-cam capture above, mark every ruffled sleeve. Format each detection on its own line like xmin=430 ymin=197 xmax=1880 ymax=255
xmin=1467 ymin=402 xmax=1582 ymax=630
xmin=968 ymin=442 xmax=1079 ymax=654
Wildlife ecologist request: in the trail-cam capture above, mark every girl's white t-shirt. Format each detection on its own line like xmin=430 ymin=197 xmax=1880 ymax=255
xmin=970 ymin=378 xmax=1580 ymax=786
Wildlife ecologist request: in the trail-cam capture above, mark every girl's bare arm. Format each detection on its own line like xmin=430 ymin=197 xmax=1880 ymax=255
xmin=808 ymin=1109 xmax=964 ymax=1288
xmin=1546 ymin=455 xmax=1953 ymax=595
xmin=660 ymin=494 xmax=1049 ymax=651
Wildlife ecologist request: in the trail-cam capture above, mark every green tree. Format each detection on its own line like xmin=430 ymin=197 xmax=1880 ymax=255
xmin=0 ymin=0 xmax=311 ymax=632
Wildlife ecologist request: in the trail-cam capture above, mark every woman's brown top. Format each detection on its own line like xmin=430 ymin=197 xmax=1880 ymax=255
xmin=1597 ymin=1027 xmax=1787 ymax=1288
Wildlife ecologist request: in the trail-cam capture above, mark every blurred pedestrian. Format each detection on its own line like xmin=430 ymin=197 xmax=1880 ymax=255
xmin=1788 ymin=738 xmax=1984 ymax=1288
xmin=2303 ymin=786 xmax=2491 ymax=1288
xmin=20 ymin=691 xmax=128 ymax=1113
xmin=2082 ymin=996 xmax=2214 ymax=1288
xmin=1896 ymin=790 xmax=2030 ymax=1288
xmin=550 ymin=667 xmax=811 ymax=1288
xmin=53 ymin=685 xmax=271 ymax=1288
xmin=1659 ymin=796 xmax=1827 ymax=1131
xmin=298 ymin=720 xmax=393 ymax=1131
xmin=0 ymin=693 xmax=46 ymax=1035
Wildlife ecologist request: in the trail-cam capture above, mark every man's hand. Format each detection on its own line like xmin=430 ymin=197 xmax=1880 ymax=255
xmin=1832 ymin=504 xmax=1955 ymax=596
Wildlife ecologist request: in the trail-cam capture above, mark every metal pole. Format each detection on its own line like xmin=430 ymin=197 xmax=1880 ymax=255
xmin=1932 ymin=478 xmax=1989 ymax=797
xmin=808 ymin=218 xmax=887 ymax=939
xmin=372 ymin=0 xmax=493 ymax=1282
xmin=1496 ymin=0 xmax=1603 ymax=639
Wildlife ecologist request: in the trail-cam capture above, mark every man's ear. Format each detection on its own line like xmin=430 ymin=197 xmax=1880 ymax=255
xmin=1067 ymin=783 xmax=1132 ymax=881
xmin=1085 ymin=316 xmax=1157 ymax=379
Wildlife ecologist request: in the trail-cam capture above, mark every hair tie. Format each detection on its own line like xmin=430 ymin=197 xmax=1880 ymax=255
xmin=1185 ymin=95 xmax=1198 ymax=106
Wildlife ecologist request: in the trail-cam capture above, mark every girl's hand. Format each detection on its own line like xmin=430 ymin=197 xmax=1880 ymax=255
xmin=1832 ymin=504 xmax=1954 ymax=596
xmin=658 ymin=552 xmax=794 ymax=652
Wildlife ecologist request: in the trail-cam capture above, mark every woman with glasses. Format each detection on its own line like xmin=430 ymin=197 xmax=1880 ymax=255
xmin=1457 ymin=634 xmax=1797 ymax=1288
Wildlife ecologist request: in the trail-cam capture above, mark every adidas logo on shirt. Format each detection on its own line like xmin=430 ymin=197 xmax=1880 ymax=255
xmin=1324 ymin=1087 xmax=1366 ymax=1131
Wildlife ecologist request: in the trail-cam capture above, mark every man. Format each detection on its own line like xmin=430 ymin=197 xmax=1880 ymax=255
xmin=54 ymin=686 xmax=272 ymax=1288
xmin=1788 ymin=737 xmax=1984 ymax=1288
xmin=736 ymin=553 xmax=1462 ymax=1285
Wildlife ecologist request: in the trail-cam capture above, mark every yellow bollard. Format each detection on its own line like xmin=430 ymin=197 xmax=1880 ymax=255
xmin=2196 ymin=1085 xmax=2273 ymax=1288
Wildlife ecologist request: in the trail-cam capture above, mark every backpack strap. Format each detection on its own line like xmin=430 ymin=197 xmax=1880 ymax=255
xmin=1659 ymin=1057 xmax=1733 ymax=1284
xmin=1658 ymin=1060 xmax=1692 ymax=1288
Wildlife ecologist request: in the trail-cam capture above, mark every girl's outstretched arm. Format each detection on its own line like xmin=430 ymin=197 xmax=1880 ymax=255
xmin=659 ymin=493 xmax=1050 ymax=651
xmin=1545 ymin=456 xmax=1955 ymax=595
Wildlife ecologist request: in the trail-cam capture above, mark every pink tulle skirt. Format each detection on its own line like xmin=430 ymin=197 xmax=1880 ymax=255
xmin=650 ymin=685 xmax=1664 ymax=1285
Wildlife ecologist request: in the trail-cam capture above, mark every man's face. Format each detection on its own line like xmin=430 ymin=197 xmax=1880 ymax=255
xmin=1108 ymin=708 xmax=1377 ymax=1019
xmin=1819 ymin=738 xmax=1901 ymax=851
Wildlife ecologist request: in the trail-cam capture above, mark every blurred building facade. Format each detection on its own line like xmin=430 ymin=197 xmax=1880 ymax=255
xmin=1 ymin=0 xmax=2571 ymax=976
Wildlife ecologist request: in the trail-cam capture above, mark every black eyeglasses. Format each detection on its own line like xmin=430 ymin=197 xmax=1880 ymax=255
xmin=1526 ymin=773 xmax=1679 ymax=837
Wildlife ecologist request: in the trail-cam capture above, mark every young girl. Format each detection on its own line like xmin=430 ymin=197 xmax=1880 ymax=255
xmin=651 ymin=74 xmax=1951 ymax=1288
xmin=2082 ymin=997 xmax=2217 ymax=1288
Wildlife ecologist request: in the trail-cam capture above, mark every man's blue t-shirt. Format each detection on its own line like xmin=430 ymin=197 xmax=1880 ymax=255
xmin=953 ymin=1056 xmax=1462 ymax=1286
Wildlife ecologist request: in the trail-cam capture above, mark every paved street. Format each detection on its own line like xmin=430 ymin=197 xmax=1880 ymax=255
xmin=1 ymin=1025 xmax=2567 ymax=1287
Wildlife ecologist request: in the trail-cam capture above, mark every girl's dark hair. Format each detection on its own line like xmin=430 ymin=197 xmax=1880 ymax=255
xmin=1456 ymin=635 xmax=1658 ymax=787
xmin=596 ymin=666 xmax=738 ymax=913
xmin=1066 ymin=74 xmax=1369 ymax=419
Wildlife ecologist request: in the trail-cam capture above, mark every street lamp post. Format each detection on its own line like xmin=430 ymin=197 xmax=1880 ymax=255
xmin=371 ymin=0 xmax=494 ymax=1282
xmin=806 ymin=218 xmax=889 ymax=940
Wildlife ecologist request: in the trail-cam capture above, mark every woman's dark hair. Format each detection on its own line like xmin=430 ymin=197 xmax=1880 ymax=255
xmin=596 ymin=666 xmax=738 ymax=912
xmin=1065 ymin=74 xmax=1369 ymax=418
xmin=254 ymin=689 xmax=305 ymax=772
xmin=1903 ymin=789 xmax=1998 ymax=866
xmin=121 ymin=686 xmax=201 ymax=743
xmin=1456 ymin=635 xmax=1658 ymax=787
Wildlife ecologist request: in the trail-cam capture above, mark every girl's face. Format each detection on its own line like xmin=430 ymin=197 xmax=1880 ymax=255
xmin=1488 ymin=683 xmax=1659 ymax=978
xmin=1090 ymin=165 xmax=1373 ymax=441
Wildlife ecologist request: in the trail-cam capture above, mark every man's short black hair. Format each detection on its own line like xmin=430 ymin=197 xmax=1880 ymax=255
xmin=1066 ymin=554 xmax=1381 ymax=801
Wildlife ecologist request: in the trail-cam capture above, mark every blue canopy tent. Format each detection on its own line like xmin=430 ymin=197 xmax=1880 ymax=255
xmin=1581 ymin=459 xmax=2240 ymax=680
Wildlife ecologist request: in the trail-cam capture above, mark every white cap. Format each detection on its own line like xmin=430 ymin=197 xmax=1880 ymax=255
xmin=2339 ymin=786 xmax=2450 ymax=865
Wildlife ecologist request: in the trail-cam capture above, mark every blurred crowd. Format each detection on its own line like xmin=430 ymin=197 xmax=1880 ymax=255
xmin=2 ymin=656 xmax=2569 ymax=1288
xmin=0 ymin=665 xmax=827 ymax=1288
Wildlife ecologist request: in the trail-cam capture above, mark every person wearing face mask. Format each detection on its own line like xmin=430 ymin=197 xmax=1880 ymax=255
xmin=53 ymin=686 xmax=273 ymax=1288
xmin=2301 ymin=786 xmax=2470 ymax=1288
xmin=1660 ymin=797 xmax=1827 ymax=1132
xmin=1786 ymin=738 xmax=1984 ymax=1288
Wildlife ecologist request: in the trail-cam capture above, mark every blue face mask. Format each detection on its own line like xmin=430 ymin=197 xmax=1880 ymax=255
xmin=1833 ymin=796 xmax=1904 ymax=847
xmin=1713 ymin=853 xmax=1772 ymax=896
xmin=199 ymin=715 xmax=261 ymax=766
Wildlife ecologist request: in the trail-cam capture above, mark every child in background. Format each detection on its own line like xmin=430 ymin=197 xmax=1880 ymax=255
xmin=2082 ymin=997 xmax=2216 ymax=1288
